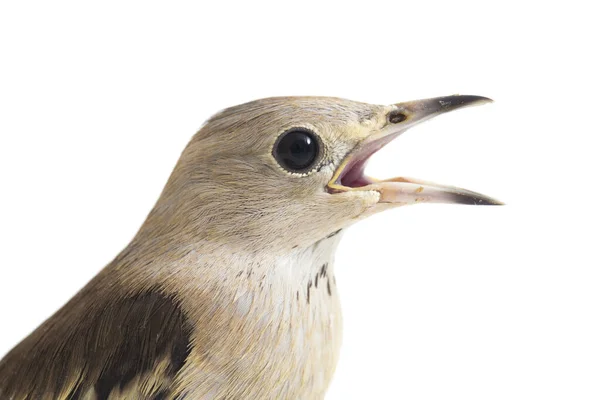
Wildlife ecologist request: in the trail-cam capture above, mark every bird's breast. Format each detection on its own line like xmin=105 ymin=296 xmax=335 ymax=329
xmin=174 ymin=238 xmax=344 ymax=399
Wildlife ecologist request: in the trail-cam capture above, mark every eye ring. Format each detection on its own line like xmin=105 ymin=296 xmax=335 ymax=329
xmin=273 ymin=127 xmax=322 ymax=174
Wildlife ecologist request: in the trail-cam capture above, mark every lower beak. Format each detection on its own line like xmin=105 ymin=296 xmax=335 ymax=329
xmin=373 ymin=177 xmax=502 ymax=205
xmin=327 ymin=95 xmax=503 ymax=206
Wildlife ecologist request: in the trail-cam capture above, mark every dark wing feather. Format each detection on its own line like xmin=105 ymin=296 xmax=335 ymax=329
xmin=0 ymin=288 xmax=193 ymax=400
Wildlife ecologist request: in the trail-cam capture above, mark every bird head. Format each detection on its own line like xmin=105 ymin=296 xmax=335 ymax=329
xmin=152 ymin=96 xmax=501 ymax=254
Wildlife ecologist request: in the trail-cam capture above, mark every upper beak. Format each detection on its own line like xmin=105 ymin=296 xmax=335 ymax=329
xmin=327 ymin=95 xmax=503 ymax=206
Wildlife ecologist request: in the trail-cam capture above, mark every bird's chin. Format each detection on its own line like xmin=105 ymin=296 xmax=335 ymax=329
xmin=326 ymin=95 xmax=503 ymax=206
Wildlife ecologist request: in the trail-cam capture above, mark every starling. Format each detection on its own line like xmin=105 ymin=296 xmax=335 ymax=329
xmin=0 ymin=95 xmax=501 ymax=399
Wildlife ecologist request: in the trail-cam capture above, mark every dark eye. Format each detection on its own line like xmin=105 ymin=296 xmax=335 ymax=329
xmin=273 ymin=128 xmax=320 ymax=173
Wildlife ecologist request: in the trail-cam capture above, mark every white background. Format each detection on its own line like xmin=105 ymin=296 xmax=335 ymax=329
xmin=0 ymin=1 xmax=598 ymax=399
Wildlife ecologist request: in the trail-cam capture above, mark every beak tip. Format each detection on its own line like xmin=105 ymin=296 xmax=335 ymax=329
xmin=449 ymin=192 xmax=505 ymax=206
xmin=445 ymin=94 xmax=494 ymax=109
xmin=486 ymin=200 xmax=505 ymax=206
xmin=477 ymin=95 xmax=494 ymax=105
xmin=477 ymin=198 xmax=505 ymax=206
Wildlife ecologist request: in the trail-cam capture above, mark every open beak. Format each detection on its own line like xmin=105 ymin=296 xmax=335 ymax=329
xmin=327 ymin=95 xmax=503 ymax=206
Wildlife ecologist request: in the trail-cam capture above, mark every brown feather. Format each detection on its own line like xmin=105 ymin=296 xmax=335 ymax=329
xmin=0 ymin=286 xmax=192 ymax=399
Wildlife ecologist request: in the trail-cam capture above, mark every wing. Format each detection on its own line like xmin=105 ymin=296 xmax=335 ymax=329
xmin=0 ymin=288 xmax=193 ymax=400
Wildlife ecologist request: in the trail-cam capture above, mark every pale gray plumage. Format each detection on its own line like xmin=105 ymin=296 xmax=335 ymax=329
xmin=0 ymin=95 xmax=500 ymax=399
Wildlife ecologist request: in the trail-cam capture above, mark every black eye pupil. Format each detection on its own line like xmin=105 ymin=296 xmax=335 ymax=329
xmin=274 ymin=129 xmax=319 ymax=172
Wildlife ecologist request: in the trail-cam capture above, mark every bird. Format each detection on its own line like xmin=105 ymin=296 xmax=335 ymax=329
xmin=0 ymin=95 xmax=501 ymax=399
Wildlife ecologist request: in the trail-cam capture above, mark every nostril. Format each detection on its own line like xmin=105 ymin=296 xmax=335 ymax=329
xmin=388 ymin=110 xmax=407 ymax=124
